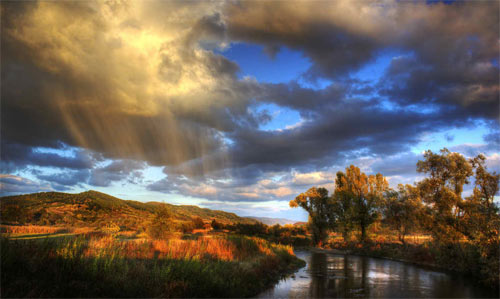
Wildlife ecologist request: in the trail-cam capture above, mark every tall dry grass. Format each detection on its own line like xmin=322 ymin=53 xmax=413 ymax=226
xmin=1 ymin=234 xmax=304 ymax=298
xmin=0 ymin=225 xmax=68 ymax=234
xmin=79 ymin=234 xmax=295 ymax=262
xmin=0 ymin=225 xmax=95 ymax=235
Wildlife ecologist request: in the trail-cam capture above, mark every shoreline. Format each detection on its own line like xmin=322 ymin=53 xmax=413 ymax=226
xmin=294 ymin=245 xmax=499 ymax=292
xmin=308 ymin=246 xmax=442 ymax=271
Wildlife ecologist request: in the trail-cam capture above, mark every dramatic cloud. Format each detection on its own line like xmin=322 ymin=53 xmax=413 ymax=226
xmin=88 ymin=160 xmax=146 ymax=187
xmin=0 ymin=174 xmax=52 ymax=195
xmin=1 ymin=1 xmax=498 ymax=212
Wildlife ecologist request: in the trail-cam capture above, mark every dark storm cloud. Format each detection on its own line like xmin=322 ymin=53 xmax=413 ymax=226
xmin=88 ymin=160 xmax=147 ymax=187
xmin=225 ymin=1 xmax=381 ymax=79
xmin=483 ymin=130 xmax=500 ymax=149
xmin=226 ymin=0 xmax=499 ymax=119
xmin=227 ymin=103 xmax=447 ymax=170
xmin=2 ymin=1 xmax=498 ymax=202
xmin=35 ymin=169 xmax=90 ymax=188
xmin=369 ymin=153 xmax=421 ymax=178
xmin=0 ymin=174 xmax=52 ymax=195
xmin=0 ymin=142 xmax=97 ymax=172
xmin=379 ymin=53 xmax=499 ymax=120
xmin=0 ymin=1 xmax=255 ymax=171
xmin=257 ymin=82 xmax=349 ymax=113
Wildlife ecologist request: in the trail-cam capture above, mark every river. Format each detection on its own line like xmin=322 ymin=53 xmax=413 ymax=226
xmin=258 ymin=250 xmax=497 ymax=298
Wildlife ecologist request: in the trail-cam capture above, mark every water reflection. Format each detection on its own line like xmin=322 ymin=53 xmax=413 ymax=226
xmin=258 ymin=251 xmax=497 ymax=298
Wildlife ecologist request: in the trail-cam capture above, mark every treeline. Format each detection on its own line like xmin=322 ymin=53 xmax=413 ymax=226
xmin=290 ymin=148 xmax=499 ymax=287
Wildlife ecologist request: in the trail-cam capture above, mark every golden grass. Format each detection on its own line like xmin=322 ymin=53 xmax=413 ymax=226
xmin=0 ymin=225 xmax=97 ymax=238
xmin=1 ymin=225 xmax=68 ymax=234
xmin=327 ymin=231 xmax=432 ymax=245
xmin=71 ymin=234 xmax=296 ymax=263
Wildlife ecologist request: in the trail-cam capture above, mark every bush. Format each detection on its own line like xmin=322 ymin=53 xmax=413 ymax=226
xmin=178 ymin=222 xmax=195 ymax=234
xmin=191 ymin=217 xmax=204 ymax=229
xmin=211 ymin=219 xmax=223 ymax=230
xmin=101 ymin=222 xmax=120 ymax=235
xmin=232 ymin=223 xmax=268 ymax=235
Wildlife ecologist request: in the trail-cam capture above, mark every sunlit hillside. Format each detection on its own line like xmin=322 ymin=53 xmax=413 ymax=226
xmin=1 ymin=190 xmax=257 ymax=229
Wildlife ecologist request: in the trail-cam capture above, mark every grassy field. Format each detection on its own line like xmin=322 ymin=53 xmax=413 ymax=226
xmin=0 ymin=190 xmax=309 ymax=298
xmin=1 ymin=230 xmax=305 ymax=298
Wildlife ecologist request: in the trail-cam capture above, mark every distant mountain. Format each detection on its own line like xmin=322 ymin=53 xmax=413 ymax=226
xmin=0 ymin=190 xmax=257 ymax=228
xmin=246 ymin=216 xmax=297 ymax=226
xmin=293 ymin=221 xmax=307 ymax=226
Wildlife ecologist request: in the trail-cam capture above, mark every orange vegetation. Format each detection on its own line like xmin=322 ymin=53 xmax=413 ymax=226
xmin=79 ymin=235 xmax=295 ymax=262
xmin=1 ymin=225 xmax=68 ymax=234
xmin=0 ymin=225 xmax=96 ymax=235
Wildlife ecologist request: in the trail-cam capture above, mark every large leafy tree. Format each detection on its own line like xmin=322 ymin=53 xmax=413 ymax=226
xmin=330 ymin=171 xmax=356 ymax=242
xmin=384 ymin=184 xmax=424 ymax=245
xmin=335 ymin=165 xmax=389 ymax=242
xmin=416 ymin=148 xmax=474 ymax=242
xmin=289 ymin=187 xmax=331 ymax=246
xmin=462 ymin=154 xmax=500 ymax=244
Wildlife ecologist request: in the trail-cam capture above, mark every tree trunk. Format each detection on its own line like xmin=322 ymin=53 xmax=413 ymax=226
xmin=399 ymin=232 xmax=406 ymax=245
xmin=360 ymin=223 xmax=366 ymax=243
xmin=342 ymin=229 xmax=351 ymax=242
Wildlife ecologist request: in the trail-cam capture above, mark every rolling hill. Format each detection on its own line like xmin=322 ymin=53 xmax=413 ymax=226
xmin=246 ymin=216 xmax=297 ymax=226
xmin=0 ymin=190 xmax=257 ymax=229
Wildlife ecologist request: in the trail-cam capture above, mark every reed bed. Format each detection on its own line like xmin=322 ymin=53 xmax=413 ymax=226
xmin=1 ymin=234 xmax=304 ymax=298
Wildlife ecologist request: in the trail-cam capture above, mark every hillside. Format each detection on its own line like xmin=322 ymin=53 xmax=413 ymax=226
xmin=0 ymin=190 xmax=257 ymax=229
xmin=246 ymin=216 xmax=297 ymax=226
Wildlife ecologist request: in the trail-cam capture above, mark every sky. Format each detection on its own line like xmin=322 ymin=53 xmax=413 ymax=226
xmin=1 ymin=0 xmax=499 ymax=221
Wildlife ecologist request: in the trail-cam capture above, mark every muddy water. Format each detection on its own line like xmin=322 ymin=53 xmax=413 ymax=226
xmin=258 ymin=250 xmax=498 ymax=298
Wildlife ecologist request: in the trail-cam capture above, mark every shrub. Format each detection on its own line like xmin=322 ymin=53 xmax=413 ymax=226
xmin=178 ymin=222 xmax=195 ymax=234
xmin=101 ymin=222 xmax=120 ymax=235
xmin=191 ymin=217 xmax=205 ymax=229
xmin=211 ymin=219 xmax=223 ymax=230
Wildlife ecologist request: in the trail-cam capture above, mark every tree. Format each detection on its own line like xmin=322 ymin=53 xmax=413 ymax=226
xmin=416 ymin=148 xmax=474 ymax=243
xmin=289 ymin=187 xmax=331 ymax=246
xmin=384 ymin=184 xmax=423 ymax=245
xmin=462 ymin=154 xmax=500 ymax=244
xmin=335 ymin=165 xmax=388 ymax=242
xmin=147 ymin=205 xmax=174 ymax=239
xmin=330 ymin=171 xmax=355 ymax=242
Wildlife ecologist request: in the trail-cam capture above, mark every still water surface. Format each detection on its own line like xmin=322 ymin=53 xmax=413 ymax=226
xmin=258 ymin=250 xmax=497 ymax=298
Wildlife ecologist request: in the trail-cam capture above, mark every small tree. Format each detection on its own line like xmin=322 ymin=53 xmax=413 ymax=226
xmin=147 ymin=205 xmax=174 ymax=239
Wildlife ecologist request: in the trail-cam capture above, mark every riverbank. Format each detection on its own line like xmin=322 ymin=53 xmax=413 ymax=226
xmin=258 ymin=250 xmax=498 ymax=298
xmin=309 ymin=246 xmax=446 ymax=273
xmin=313 ymin=240 xmax=499 ymax=290
xmin=1 ymin=234 xmax=305 ymax=298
